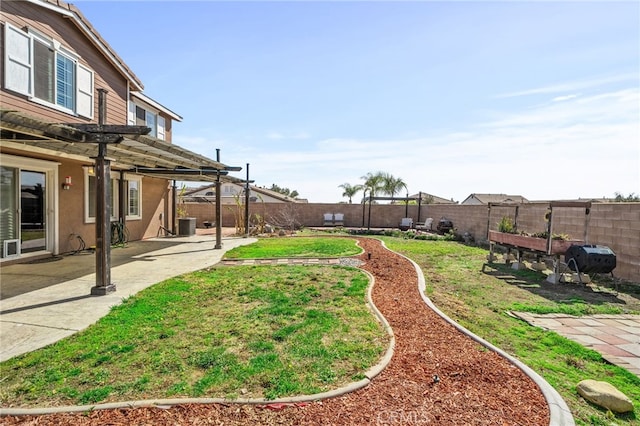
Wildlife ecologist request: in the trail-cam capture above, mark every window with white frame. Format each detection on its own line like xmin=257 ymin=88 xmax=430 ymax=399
xmin=125 ymin=175 xmax=142 ymax=219
xmin=84 ymin=168 xmax=118 ymax=224
xmin=4 ymin=24 xmax=94 ymax=118
xmin=128 ymin=102 xmax=165 ymax=140
xmin=84 ymin=169 xmax=142 ymax=223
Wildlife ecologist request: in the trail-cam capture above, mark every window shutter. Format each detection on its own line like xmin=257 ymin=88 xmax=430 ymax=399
xmin=4 ymin=24 xmax=32 ymax=96
xmin=76 ymin=64 xmax=94 ymax=118
xmin=157 ymin=116 xmax=166 ymax=140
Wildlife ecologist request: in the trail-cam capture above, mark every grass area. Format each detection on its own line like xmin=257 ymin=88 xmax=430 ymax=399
xmin=381 ymin=237 xmax=640 ymax=426
xmin=0 ymin=262 xmax=387 ymax=407
xmin=223 ymin=236 xmax=362 ymax=259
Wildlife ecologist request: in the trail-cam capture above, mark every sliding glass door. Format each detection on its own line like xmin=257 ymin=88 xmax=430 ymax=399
xmin=20 ymin=170 xmax=47 ymax=253
xmin=0 ymin=155 xmax=57 ymax=259
xmin=0 ymin=167 xmax=18 ymax=258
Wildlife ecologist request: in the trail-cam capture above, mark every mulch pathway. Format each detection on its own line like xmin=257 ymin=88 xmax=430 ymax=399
xmin=2 ymin=237 xmax=549 ymax=425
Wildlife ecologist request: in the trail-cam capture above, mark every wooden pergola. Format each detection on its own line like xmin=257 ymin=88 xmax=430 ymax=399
xmin=1 ymin=95 xmax=243 ymax=295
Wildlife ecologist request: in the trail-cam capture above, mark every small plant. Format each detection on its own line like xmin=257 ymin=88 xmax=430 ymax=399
xmin=497 ymin=216 xmax=516 ymax=233
xmin=530 ymin=231 xmax=571 ymax=241
xmin=177 ymin=184 xmax=189 ymax=218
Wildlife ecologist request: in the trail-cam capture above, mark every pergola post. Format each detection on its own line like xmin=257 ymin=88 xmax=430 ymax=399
xmin=91 ymin=142 xmax=115 ymax=295
xmin=172 ymin=180 xmax=177 ymax=234
xmin=91 ymin=89 xmax=115 ymax=295
xmin=244 ymin=163 xmax=250 ymax=237
xmin=215 ymin=149 xmax=222 ymax=249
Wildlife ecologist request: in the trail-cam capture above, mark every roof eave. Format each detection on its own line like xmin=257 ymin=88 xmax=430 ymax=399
xmin=26 ymin=0 xmax=144 ymax=91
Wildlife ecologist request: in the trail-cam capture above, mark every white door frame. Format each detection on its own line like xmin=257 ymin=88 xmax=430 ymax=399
xmin=0 ymin=153 xmax=59 ymax=260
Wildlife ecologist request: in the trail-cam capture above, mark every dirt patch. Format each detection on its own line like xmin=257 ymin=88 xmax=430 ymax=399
xmin=1 ymin=238 xmax=549 ymax=425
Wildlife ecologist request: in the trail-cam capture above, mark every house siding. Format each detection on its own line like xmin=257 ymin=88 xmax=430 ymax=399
xmin=1 ymin=2 xmax=128 ymax=125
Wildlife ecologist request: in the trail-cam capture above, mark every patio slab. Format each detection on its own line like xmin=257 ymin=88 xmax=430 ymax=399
xmin=512 ymin=312 xmax=640 ymax=377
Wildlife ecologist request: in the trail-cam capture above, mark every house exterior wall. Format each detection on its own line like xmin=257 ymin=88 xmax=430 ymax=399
xmin=1 ymin=1 xmax=173 ymax=262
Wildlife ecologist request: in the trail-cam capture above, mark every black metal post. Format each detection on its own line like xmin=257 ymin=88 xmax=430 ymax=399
xmin=172 ymin=180 xmax=177 ymax=234
xmin=405 ymin=192 xmax=409 ymax=218
xmin=361 ymin=189 xmax=367 ymax=227
xmin=215 ymin=149 xmax=222 ymax=249
xmin=417 ymin=191 xmax=422 ymax=223
xmin=244 ymin=163 xmax=250 ymax=237
xmin=367 ymin=194 xmax=372 ymax=231
xmin=119 ymin=170 xmax=126 ymax=230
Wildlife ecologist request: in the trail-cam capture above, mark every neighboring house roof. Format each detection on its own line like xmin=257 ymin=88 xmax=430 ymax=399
xmin=410 ymin=192 xmax=458 ymax=204
xmin=462 ymin=193 xmax=529 ymax=205
xmin=31 ymin=0 xmax=144 ymax=91
xmin=184 ymin=183 xmax=301 ymax=203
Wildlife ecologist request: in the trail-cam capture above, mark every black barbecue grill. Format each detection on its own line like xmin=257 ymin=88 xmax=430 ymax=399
xmin=436 ymin=218 xmax=454 ymax=235
xmin=565 ymin=244 xmax=617 ymax=274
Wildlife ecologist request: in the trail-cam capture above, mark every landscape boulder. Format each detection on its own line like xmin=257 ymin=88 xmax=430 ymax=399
xmin=577 ymin=379 xmax=634 ymax=413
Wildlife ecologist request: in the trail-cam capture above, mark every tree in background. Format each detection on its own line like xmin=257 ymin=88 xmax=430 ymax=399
xmin=382 ymin=173 xmax=408 ymax=200
xmin=360 ymin=171 xmax=386 ymax=202
xmin=269 ymin=184 xmax=299 ymax=199
xmin=614 ymin=192 xmax=639 ymax=202
xmin=359 ymin=171 xmax=409 ymax=203
xmin=338 ymin=182 xmax=362 ymax=203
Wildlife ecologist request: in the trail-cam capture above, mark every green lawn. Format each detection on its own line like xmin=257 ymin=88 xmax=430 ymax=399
xmin=223 ymin=236 xmax=362 ymax=259
xmin=381 ymin=237 xmax=640 ymax=426
xmin=3 ymin=233 xmax=638 ymax=425
xmin=0 ymin=237 xmax=387 ymax=407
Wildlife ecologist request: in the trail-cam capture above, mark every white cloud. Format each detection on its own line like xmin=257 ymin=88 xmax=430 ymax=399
xmin=494 ymin=73 xmax=638 ymax=99
xmin=552 ymin=94 xmax=579 ymax=102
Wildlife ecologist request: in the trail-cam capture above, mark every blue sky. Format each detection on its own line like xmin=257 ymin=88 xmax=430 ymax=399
xmin=76 ymin=1 xmax=639 ymax=203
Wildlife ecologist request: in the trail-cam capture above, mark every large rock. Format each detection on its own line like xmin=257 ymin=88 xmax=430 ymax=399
xmin=577 ymin=379 xmax=634 ymax=413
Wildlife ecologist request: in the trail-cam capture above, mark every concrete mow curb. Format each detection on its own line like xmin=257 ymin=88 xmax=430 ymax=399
xmin=382 ymin=242 xmax=575 ymax=426
xmin=0 ymin=264 xmax=395 ymax=417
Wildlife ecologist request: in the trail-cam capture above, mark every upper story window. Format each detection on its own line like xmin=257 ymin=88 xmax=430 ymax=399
xmin=129 ymin=102 xmax=166 ymax=140
xmin=4 ymin=24 xmax=94 ymax=118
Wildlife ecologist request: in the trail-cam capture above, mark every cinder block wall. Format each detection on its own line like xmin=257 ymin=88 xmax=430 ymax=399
xmin=182 ymin=201 xmax=639 ymax=282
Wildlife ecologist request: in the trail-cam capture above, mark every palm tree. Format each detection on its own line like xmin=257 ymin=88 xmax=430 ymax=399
xmin=360 ymin=171 xmax=385 ymax=201
xmin=383 ymin=174 xmax=408 ymax=201
xmin=338 ymin=183 xmax=361 ymax=204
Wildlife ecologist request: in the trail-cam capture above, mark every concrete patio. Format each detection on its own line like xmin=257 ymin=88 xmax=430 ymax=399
xmin=0 ymin=230 xmax=255 ymax=362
